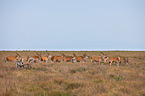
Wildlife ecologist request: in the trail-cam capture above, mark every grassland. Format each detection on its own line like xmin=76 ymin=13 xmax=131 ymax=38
xmin=0 ymin=51 xmax=145 ymax=96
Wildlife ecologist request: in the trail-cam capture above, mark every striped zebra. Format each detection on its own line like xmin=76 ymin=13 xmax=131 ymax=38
xmin=16 ymin=58 xmax=32 ymax=68
xmin=16 ymin=58 xmax=23 ymax=68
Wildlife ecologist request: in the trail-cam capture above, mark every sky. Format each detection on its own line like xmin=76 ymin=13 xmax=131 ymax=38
xmin=0 ymin=0 xmax=145 ymax=50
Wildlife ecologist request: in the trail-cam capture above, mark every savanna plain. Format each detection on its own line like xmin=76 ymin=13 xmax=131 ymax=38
xmin=0 ymin=51 xmax=145 ymax=96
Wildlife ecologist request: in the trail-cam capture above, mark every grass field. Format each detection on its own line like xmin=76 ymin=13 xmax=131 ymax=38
xmin=0 ymin=51 xmax=145 ymax=96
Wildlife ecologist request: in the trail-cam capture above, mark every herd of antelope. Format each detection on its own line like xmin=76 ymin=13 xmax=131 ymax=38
xmin=3 ymin=52 xmax=129 ymax=68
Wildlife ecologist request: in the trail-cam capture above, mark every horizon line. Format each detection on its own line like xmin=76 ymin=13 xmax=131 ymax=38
xmin=0 ymin=49 xmax=145 ymax=51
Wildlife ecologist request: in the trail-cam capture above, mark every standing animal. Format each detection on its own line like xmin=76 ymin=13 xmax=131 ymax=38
xmin=73 ymin=53 xmax=88 ymax=63
xmin=108 ymin=56 xmax=120 ymax=66
xmin=91 ymin=56 xmax=108 ymax=65
xmin=90 ymin=52 xmax=108 ymax=64
xmin=5 ymin=53 xmax=21 ymax=62
xmin=27 ymin=53 xmax=41 ymax=63
xmin=100 ymin=52 xmax=121 ymax=66
xmin=51 ymin=53 xmax=65 ymax=63
xmin=41 ymin=53 xmax=52 ymax=63
xmin=62 ymin=53 xmax=73 ymax=62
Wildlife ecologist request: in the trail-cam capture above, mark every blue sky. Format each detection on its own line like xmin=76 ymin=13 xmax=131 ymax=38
xmin=0 ymin=0 xmax=145 ymax=50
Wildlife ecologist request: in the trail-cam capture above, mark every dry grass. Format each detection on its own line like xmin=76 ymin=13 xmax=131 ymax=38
xmin=0 ymin=51 xmax=145 ymax=96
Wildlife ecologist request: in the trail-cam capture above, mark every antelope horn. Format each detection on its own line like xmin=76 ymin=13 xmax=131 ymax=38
xmin=62 ymin=53 xmax=65 ymax=56
xmin=73 ymin=53 xmax=76 ymax=56
xmin=101 ymin=52 xmax=105 ymax=55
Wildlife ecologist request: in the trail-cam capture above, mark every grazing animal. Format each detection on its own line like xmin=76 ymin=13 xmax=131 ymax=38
xmin=51 ymin=53 xmax=65 ymax=63
xmin=27 ymin=53 xmax=41 ymax=63
xmin=108 ymin=56 xmax=120 ymax=66
xmin=41 ymin=53 xmax=52 ymax=63
xmin=62 ymin=53 xmax=73 ymax=62
xmin=16 ymin=58 xmax=32 ymax=68
xmin=16 ymin=58 xmax=23 ymax=67
xmin=5 ymin=53 xmax=21 ymax=62
xmin=73 ymin=53 xmax=88 ymax=63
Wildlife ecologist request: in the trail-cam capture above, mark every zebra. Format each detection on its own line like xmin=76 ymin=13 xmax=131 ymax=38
xmin=16 ymin=58 xmax=32 ymax=69
xmin=16 ymin=58 xmax=23 ymax=68
xmin=72 ymin=56 xmax=76 ymax=63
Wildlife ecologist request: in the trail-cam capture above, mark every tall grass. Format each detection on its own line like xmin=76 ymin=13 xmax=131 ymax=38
xmin=0 ymin=51 xmax=145 ymax=96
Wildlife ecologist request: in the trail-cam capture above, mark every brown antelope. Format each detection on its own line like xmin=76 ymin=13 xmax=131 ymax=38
xmin=91 ymin=56 xmax=108 ymax=65
xmin=108 ymin=56 xmax=120 ymax=66
xmin=5 ymin=53 xmax=21 ymax=62
xmin=73 ymin=53 xmax=88 ymax=63
xmin=27 ymin=53 xmax=41 ymax=63
xmin=99 ymin=52 xmax=121 ymax=66
xmin=91 ymin=52 xmax=109 ymax=64
xmin=62 ymin=53 xmax=73 ymax=62
xmin=51 ymin=53 xmax=65 ymax=63
xmin=41 ymin=53 xmax=52 ymax=63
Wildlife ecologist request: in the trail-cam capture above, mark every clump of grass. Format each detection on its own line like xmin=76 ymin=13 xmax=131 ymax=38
xmin=93 ymin=78 xmax=104 ymax=83
xmin=0 ymin=74 xmax=4 ymax=78
xmin=45 ymin=90 xmax=74 ymax=96
xmin=109 ymin=74 xmax=123 ymax=81
xmin=70 ymin=69 xmax=77 ymax=73
xmin=53 ymin=78 xmax=65 ymax=85
xmin=65 ymin=81 xmax=85 ymax=90
xmin=70 ymin=67 xmax=88 ymax=73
